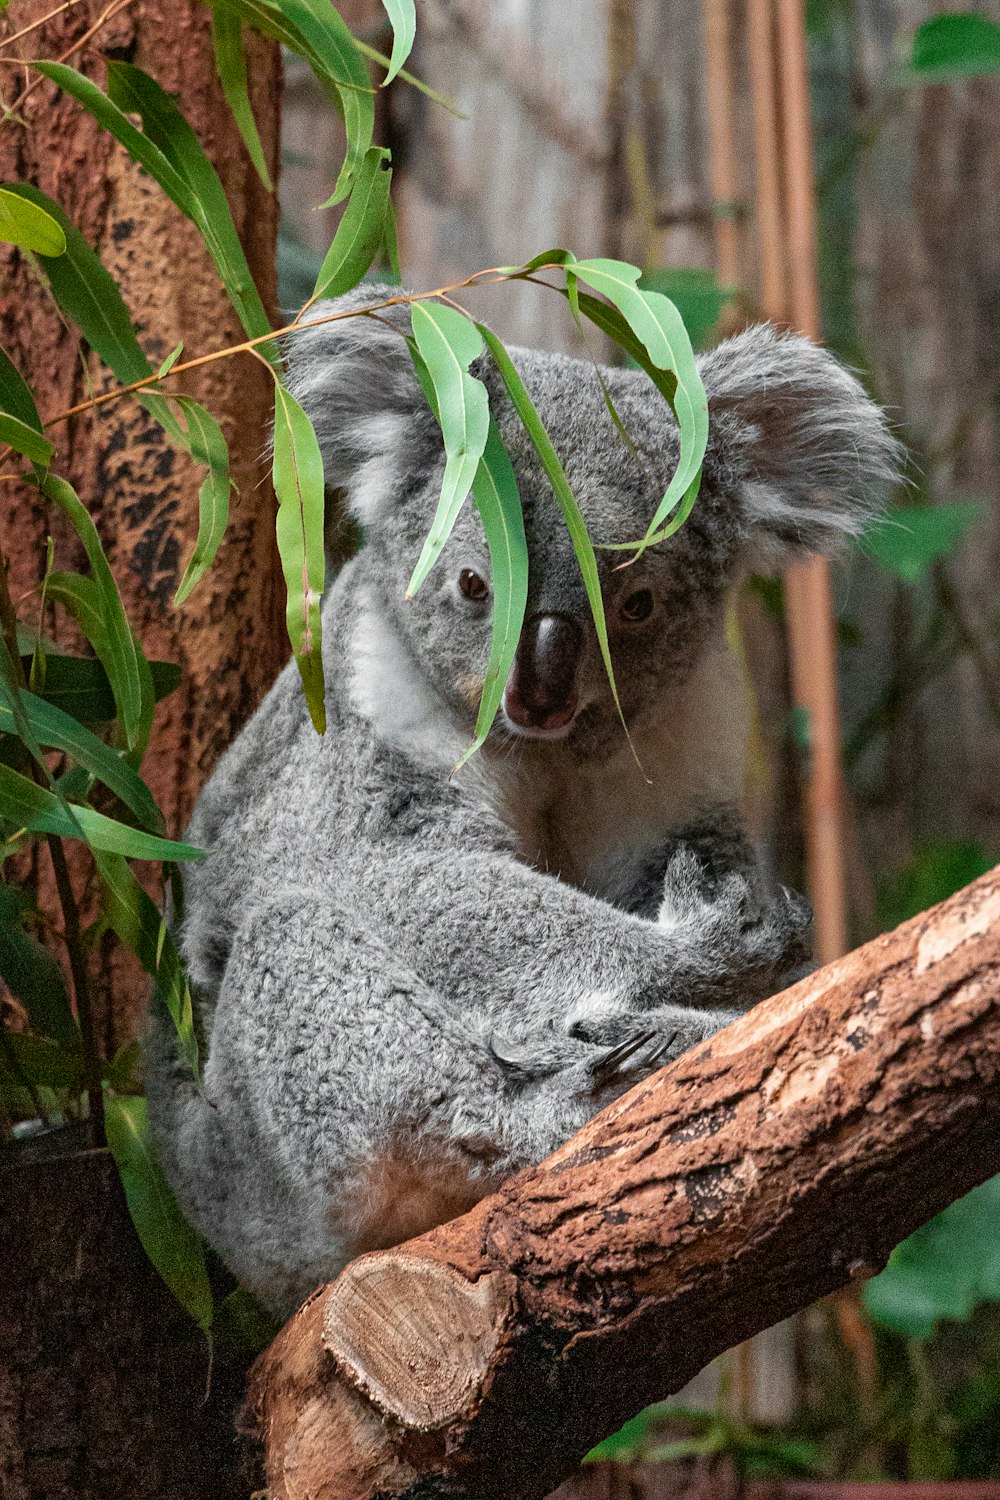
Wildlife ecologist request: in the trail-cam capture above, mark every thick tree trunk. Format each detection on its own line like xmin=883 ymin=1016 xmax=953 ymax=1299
xmin=252 ymin=865 xmax=1000 ymax=1500
xmin=0 ymin=0 xmax=285 ymax=1048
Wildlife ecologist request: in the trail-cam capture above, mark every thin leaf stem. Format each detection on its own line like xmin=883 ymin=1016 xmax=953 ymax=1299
xmin=40 ymin=268 xmax=520 ymax=433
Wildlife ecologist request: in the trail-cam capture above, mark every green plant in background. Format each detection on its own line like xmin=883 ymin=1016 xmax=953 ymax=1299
xmin=0 ymin=0 xmax=714 ymax=1336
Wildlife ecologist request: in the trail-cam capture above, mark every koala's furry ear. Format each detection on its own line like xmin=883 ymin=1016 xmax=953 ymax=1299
xmin=698 ymin=324 xmax=901 ymax=569
xmin=282 ymin=285 xmax=431 ymax=524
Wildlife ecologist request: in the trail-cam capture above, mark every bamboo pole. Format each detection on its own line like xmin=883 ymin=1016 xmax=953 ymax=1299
xmin=702 ymin=0 xmax=743 ymax=288
xmin=772 ymin=0 xmax=848 ymax=963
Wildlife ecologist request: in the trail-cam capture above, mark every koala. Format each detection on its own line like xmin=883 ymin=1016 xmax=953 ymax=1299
xmin=146 ymin=287 xmax=897 ymax=1316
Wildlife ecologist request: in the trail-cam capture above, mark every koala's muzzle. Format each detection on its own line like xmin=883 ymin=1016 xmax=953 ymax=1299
xmin=503 ymin=612 xmax=583 ymax=736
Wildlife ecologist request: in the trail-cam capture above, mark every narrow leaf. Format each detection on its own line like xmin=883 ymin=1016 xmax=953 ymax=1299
xmin=0 ymin=883 xmax=75 ymax=1047
xmin=20 ymin=651 xmax=180 ymax=726
xmin=453 ymin=418 xmax=528 ymax=771
xmin=157 ymin=342 xmax=184 ymax=379
xmin=94 ymin=849 xmax=199 ymax=1078
xmin=211 ymin=8 xmax=274 ymax=189
xmin=476 ymin=324 xmax=632 ymax=751
xmin=35 ymin=475 xmax=154 ymax=751
xmin=0 ymin=187 xmax=67 ymax=256
xmin=312 ymin=147 xmax=391 ymax=294
xmin=406 ymin=302 xmax=490 ymax=595
xmin=380 ymin=0 xmax=416 ymax=85
xmin=0 ymin=412 xmax=52 ymax=466
xmin=0 ymin=763 xmax=204 ymax=861
xmin=571 ymin=258 xmax=708 ymax=555
xmin=104 ymin=1093 xmax=213 ymax=1331
xmin=0 ymin=343 xmax=43 ymax=430
xmin=0 ymin=687 xmax=164 ymax=832
xmin=272 ymin=383 xmax=326 ymax=732
xmin=171 ymin=397 xmax=233 ymax=604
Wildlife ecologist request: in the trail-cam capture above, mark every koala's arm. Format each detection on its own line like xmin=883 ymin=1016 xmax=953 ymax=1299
xmin=356 ymin=811 xmax=809 ymax=1055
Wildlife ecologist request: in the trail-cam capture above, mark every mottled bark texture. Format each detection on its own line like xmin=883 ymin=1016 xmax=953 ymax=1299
xmin=0 ymin=0 xmax=285 ymax=1047
xmin=252 ymin=865 xmax=1000 ymax=1500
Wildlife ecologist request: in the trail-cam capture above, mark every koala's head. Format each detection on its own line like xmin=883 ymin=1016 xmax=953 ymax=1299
xmin=286 ymin=287 xmax=898 ymax=761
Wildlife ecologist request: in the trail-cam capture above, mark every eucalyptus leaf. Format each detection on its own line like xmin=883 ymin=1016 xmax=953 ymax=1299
xmin=0 ymin=883 xmax=75 ymax=1047
xmin=0 ymin=687 xmax=164 ymax=833
xmin=171 ymin=397 xmax=233 ymax=604
xmin=0 ymin=764 xmax=203 ymax=861
xmin=0 ymin=342 xmax=43 ymax=431
xmin=0 ymin=411 xmax=53 ymax=466
xmin=406 ymin=302 xmax=490 ymax=596
xmin=94 ymin=849 xmax=199 ymax=1078
xmin=272 ymin=383 xmax=326 ymax=732
xmin=211 ymin=7 xmax=274 ymax=189
xmin=104 ymin=1093 xmax=213 ymax=1331
xmin=19 ymin=652 xmax=180 ymax=726
xmin=476 ymin=324 xmax=631 ymax=746
xmin=453 ymin=418 xmax=528 ymax=772
xmin=0 ymin=186 xmax=66 ymax=256
xmin=380 ymin=0 xmax=416 ymax=85
xmin=312 ymin=147 xmax=391 ymax=293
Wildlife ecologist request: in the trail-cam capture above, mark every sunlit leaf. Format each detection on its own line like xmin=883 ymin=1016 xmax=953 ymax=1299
xmin=211 ymin=7 xmax=274 ymax=189
xmin=380 ymin=0 xmax=416 ymax=85
xmin=34 ymin=475 xmax=154 ymax=752
xmin=157 ymin=342 xmax=184 ymax=379
xmin=0 ymin=412 xmax=52 ymax=466
xmin=0 ymin=687 xmax=164 ymax=832
xmin=0 ymin=883 xmax=75 ymax=1047
xmin=0 ymin=764 xmax=203 ymax=861
xmin=861 ymin=502 xmax=984 ymax=584
xmin=571 ymin=258 xmax=707 ymax=554
xmin=272 ymin=383 xmax=326 ymax=732
xmin=312 ymin=147 xmax=391 ymax=293
xmin=94 ymin=849 xmax=198 ymax=1078
xmin=104 ymin=1093 xmax=213 ymax=1331
xmin=454 ymin=419 xmax=528 ymax=772
xmin=406 ymin=302 xmax=490 ymax=595
xmin=476 ymin=324 xmax=632 ymax=749
xmin=0 ymin=187 xmax=66 ymax=256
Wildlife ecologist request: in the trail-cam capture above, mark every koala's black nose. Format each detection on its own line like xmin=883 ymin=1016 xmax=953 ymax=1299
xmin=504 ymin=613 xmax=583 ymax=734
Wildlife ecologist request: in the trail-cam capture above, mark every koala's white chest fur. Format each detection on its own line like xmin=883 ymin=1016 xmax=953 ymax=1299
xmin=350 ymin=600 xmax=749 ymax=904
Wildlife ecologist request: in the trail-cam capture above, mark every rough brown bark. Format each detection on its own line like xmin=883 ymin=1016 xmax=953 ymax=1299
xmin=252 ymin=865 xmax=1000 ymax=1500
xmin=0 ymin=0 xmax=285 ymax=1048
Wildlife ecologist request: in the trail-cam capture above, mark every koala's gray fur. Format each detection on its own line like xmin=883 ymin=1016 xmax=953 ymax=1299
xmin=146 ymin=289 xmax=898 ymax=1315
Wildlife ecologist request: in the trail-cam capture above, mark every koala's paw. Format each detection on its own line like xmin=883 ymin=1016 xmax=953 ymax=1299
xmin=568 ymin=1006 xmax=734 ymax=1092
xmin=659 ymin=847 xmax=813 ymax=997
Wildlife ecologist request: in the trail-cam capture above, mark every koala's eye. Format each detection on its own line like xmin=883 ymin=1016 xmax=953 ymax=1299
xmin=619 ymin=588 xmax=654 ymax=623
xmin=459 ymin=569 xmax=490 ymax=603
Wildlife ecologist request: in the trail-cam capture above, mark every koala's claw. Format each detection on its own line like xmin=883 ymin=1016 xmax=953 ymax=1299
xmin=588 ymin=1027 xmax=678 ymax=1092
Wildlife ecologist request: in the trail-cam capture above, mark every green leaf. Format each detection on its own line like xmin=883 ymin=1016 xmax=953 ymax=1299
xmin=157 ymin=342 xmax=184 ymax=379
xmin=380 ymin=0 xmax=416 ymax=85
xmin=861 ymin=502 xmax=984 ymax=584
xmin=0 ymin=343 xmax=43 ymax=431
xmin=312 ymin=147 xmax=391 ymax=295
xmin=875 ymin=838 xmax=994 ymax=933
xmin=477 ymin=324 xmax=632 ymax=749
xmin=104 ymin=1093 xmax=213 ymax=1332
xmin=34 ymin=474 xmax=154 ymax=752
xmin=272 ymin=383 xmax=326 ymax=732
xmin=0 ymin=687 xmax=164 ymax=833
xmin=0 ymin=884 xmax=75 ymax=1047
xmin=571 ymin=258 xmax=708 ymax=554
xmin=211 ymin=7 xmax=274 ymax=189
xmin=0 ymin=186 xmax=66 ymax=256
xmin=94 ymin=849 xmax=198 ymax=1078
xmin=569 ymin=288 xmax=679 ymax=412
xmin=864 ymin=1174 xmax=1000 ymax=1338
xmin=0 ymin=411 xmax=53 ymax=466
xmin=406 ymin=303 xmax=490 ymax=596
xmin=0 ymin=763 xmax=203 ymax=861
xmin=104 ymin=62 xmax=275 ymax=351
xmin=454 ymin=419 xmax=528 ymax=772
xmin=171 ymin=397 xmax=233 ymax=604
xmin=18 ymin=651 xmax=180 ymax=726
xmin=0 ymin=1029 xmax=83 ymax=1088
xmin=903 ymin=14 xmax=1000 ymax=84
xmin=637 ymin=267 xmax=732 ymax=350
xmin=214 ymin=1285 xmax=280 ymax=1354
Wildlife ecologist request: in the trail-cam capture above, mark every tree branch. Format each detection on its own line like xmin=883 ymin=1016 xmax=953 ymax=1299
xmin=250 ymin=866 xmax=1000 ymax=1500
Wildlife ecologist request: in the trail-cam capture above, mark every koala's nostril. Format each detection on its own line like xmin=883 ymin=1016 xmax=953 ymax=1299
xmin=504 ymin=613 xmax=583 ymax=733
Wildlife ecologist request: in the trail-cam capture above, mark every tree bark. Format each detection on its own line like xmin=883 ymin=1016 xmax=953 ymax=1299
xmin=251 ymin=864 xmax=1000 ymax=1500
xmin=0 ymin=0 xmax=285 ymax=1049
